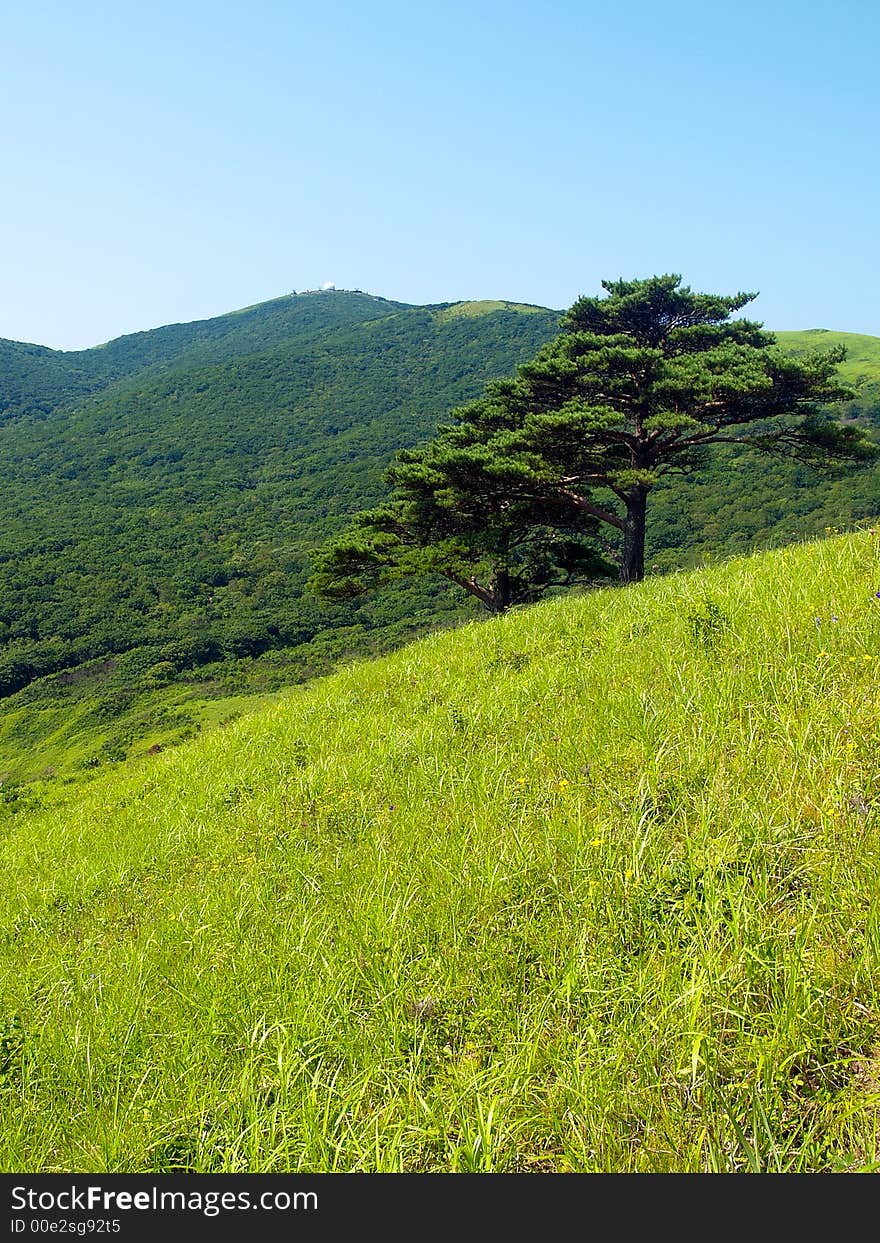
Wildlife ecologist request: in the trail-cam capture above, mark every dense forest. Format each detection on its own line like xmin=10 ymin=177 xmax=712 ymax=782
xmin=0 ymin=294 xmax=560 ymax=698
xmin=0 ymin=291 xmax=878 ymax=779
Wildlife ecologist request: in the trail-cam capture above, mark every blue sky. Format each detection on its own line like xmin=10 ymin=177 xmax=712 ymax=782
xmin=2 ymin=0 xmax=878 ymax=349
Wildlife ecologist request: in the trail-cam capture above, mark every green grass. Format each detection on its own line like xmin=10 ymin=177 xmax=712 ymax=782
xmin=776 ymin=329 xmax=880 ymax=386
xmin=0 ymin=674 xmax=282 ymax=787
xmin=434 ymin=300 xmax=551 ymax=321
xmin=0 ymin=605 xmax=465 ymax=787
xmin=2 ymin=528 xmax=880 ymax=1172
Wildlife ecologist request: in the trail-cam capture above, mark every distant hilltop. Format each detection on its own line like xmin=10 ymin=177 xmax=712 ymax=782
xmin=290 ymin=284 xmax=358 ymax=295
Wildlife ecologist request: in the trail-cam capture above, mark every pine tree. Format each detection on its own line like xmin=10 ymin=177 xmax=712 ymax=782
xmin=313 ymin=275 xmax=876 ymax=604
xmin=420 ymin=275 xmax=875 ymax=582
xmin=308 ymin=460 xmax=614 ymax=614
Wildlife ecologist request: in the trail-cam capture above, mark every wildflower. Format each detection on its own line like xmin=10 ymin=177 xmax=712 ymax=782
xmin=558 ymin=779 xmax=570 ymax=790
xmin=590 ymin=836 xmax=602 ymax=847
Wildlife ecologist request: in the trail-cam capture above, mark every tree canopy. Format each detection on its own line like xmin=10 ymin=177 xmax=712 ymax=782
xmin=313 ymin=275 xmax=877 ymax=606
xmin=308 ymin=480 xmax=615 ymax=615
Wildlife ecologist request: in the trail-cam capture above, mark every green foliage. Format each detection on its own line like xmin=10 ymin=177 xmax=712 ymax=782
xmin=316 ymin=278 xmax=878 ymax=605
xmin=1 ymin=530 xmax=879 ymax=1170
xmin=310 ymin=483 xmax=615 ymax=614
xmin=0 ymin=293 xmax=559 ymax=702
xmin=0 ymin=1015 xmax=26 ymax=1089
xmin=685 ymin=597 xmax=731 ymax=649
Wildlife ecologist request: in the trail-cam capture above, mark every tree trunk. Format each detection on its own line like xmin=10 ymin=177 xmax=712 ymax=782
xmin=451 ymin=568 xmax=512 ymax=613
xmin=491 ymin=567 xmax=512 ymax=613
xmin=621 ymin=485 xmax=649 ymax=584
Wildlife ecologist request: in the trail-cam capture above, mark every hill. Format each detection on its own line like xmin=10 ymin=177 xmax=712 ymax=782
xmin=0 ymin=292 xmax=411 ymax=422
xmin=2 ymin=529 xmax=878 ymax=1171
xmin=776 ymin=329 xmax=880 ymax=386
xmin=0 ymin=298 xmax=878 ymax=784
xmin=0 ymin=292 xmax=560 ymax=700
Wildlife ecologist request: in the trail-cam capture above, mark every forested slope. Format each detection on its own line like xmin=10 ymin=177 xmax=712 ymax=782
xmin=0 ymin=291 xmax=408 ymax=422
xmin=0 ymin=295 xmax=560 ymax=698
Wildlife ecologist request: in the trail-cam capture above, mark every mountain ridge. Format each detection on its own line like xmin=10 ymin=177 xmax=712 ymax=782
xmin=3 ymin=287 xmax=878 ymax=427
xmin=5 ymin=287 xmax=879 ymax=360
xmin=0 ymin=290 xmax=416 ymax=423
xmin=0 ymin=294 xmax=563 ymax=705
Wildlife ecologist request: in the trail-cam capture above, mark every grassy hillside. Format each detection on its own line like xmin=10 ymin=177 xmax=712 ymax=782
xmin=2 ymin=528 xmax=878 ymax=1172
xmin=1 ymin=301 xmax=878 ymax=786
xmin=434 ymin=300 xmax=550 ymax=321
xmin=776 ymin=329 xmax=880 ymax=385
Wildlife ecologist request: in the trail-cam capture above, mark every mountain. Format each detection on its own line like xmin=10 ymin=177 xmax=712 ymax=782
xmin=0 ymin=293 xmax=878 ymax=782
xmin=2 ymin=529 xmax=878 ymax=1171
xmin=0 ymin=292 xmax=560 ymax=698
xmin=0 ymin=292 xmax=410 ymax=421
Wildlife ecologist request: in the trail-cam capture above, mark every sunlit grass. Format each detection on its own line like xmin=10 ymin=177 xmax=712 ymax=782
xmin=775 ymin=329 xmax=880 ymax=385
xmin=434 ymin=300 xmax=550 ymax=321
xmin=1 ymin=529 xmax=879 ymax=1171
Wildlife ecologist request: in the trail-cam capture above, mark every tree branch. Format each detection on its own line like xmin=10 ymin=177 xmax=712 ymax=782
xmin=558 ymin=489 xmax=625 ymax=529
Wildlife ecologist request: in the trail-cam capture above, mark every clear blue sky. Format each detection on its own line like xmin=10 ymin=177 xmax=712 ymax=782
xmin=3 ymin=0 xmax=878 ymax=349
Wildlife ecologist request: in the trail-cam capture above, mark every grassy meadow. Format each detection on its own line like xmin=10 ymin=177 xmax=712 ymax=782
xmin=775 ymin=329 xmax=880 ymax=385
xmin=2 ymin=528 xmax=879 ymax=1171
